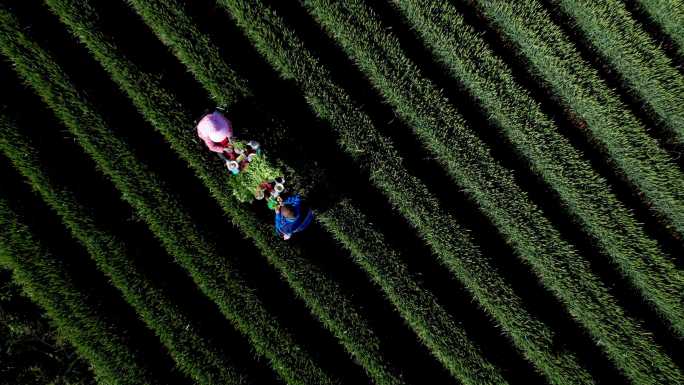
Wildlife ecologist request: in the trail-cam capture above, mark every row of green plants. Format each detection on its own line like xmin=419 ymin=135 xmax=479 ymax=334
xmin=298 ymin=0 xmax=682 ymax=383
xmin=317 ymin=201 xmax=506 ymax=385
xmin=0 ymin=112 xmax=245 ymax=385
xmin=124 ymin=1 xmax=500 ymax=383
xmin=635 ymin=0 xmax=684 ymax=58
xmin=44 ymin=0 xmax=405 ymax=383
xmin=0 ymin=7 xmax=335 ymax=385
xmin=0 ymin=268 xmax=95 ymax=385
xmin=469 ymin=0 xmax=684 ymax=239
xmin=123 ymin=1 xmax=510 ymax=382
xmin=391 ymin=0 xmax=683 ymax=337
xmin=0 ymin=193 xmax=154 ymax=385
xmin=218 ymin=1 xmax=596 ymax=384
xmin=550 ymin=0 xmax=684 ymax=144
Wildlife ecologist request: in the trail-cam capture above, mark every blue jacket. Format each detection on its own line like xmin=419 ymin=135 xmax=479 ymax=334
xmin=275 ymin=195 xmax=314 ymax=237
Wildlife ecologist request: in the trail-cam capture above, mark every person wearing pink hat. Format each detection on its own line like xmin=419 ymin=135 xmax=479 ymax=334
xmin=197 ymin=111 xmax=233 ymax=153
xmin=196 ymin=110 xmax=262 ymax=175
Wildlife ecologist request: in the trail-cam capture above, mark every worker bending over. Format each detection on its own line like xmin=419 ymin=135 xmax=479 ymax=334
xmin=275 ymin=194 xmax=314 ymax=240
xmin=197 ymin=110 xmax=313 ymax=240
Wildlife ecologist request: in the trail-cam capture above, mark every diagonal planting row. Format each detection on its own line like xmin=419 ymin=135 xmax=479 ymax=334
xmin=549 ymin=0 xmax=684 ymax=144
xmin=123 ymin=0 xmax=507 ymax=383
xmin=0 ymin=111 xmax=247 ymax=385
xmin=53 ymin=0 xmax=512 ymax=382
xmin=469 ymin=0 xmax=684 ymax=239
xmin=218 ymin=1 xmax=597 ymax=384
xmin=298 ymin=1 xmax=683 ymax=383
xmin=317 ymin=201 xmax=507 ymax=385
xmin=391 ymin=0 xmax=684 ymax=336
xmin=44 ymin=0 xmax=406 ymax=383
xmin=635 ymin=0 xmax=684 ymax=59
xmin=0 ymin=7 xmax=337 ymax=385
xmin=0 ymin=192 xmax=156 ymax=385
xmin=255 ymin=1 xmax=681 ymax=381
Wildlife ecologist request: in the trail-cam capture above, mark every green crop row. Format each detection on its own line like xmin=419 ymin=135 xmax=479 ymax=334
xmin=0 ymin=112 xmax=246 ymax=385
xmin=0 ymin=193 xmax=155 ymax=385
xmin=636 ymin=0 xmax=684 ymax=59
xmin=299 ymin=1 xmax=682 ymax=382
xmin=122 ymin=0 xmax=320 ymax=195
xmin=318 ymin=202 xmax=507 ymax=385
xmin=470 ymin=0 xmax=684 ymax=239
xmin=0 ymin=7 xmax=335 ymax=385
xmin=218 ymin=1 xmax=597 ymax=384
xmin=120 ymin=1 xmax=509 ymax=383
xmin=44 ymin=0 xmax=405 ymax=383
xmin=550 ymin=0 xmax=684 ymax=143
xmin=391 ymin=0 xmax=683 ymax=337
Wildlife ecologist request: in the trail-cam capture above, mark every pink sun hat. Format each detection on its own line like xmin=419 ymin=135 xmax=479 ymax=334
xmin=197 ymin=111 xmax=233 ymax=153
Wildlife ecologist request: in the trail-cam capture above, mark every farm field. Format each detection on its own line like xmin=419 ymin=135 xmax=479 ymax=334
xmin=0 ymin=0 xmax=682 ymax=384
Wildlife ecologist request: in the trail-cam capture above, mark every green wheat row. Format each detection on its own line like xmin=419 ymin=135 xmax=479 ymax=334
xmin=0 ymin=193 xmax=156 ymax=385
xmin=45 ymin=0 xmax=407 ymax=383
xmin=218 ymin=1 xmax=597 ymax=384
xmin=635 ymin=0 xmax=684 ymax=59
xmin=391 ymin=0 xmax=683 ymax=337
xmin=0 ymin=111 xmax=247 ymax=385
xmin=470 ymin=0 xmax=684 ymax=239
xmin=299 ymin=0 xmax=681 ymax=383
xmin=0 ymin=7 xmax=335 ymax=385
xmin=123 ymin=0 xmax=508 ymax=382
xmin=550 ymin=0 xmax=684 ymax=143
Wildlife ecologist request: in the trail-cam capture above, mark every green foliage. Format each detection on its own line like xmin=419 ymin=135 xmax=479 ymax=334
xmin=217 ymin=1 xmax=598 ymax=384
xmin=318 ymin=202 xmax=505 ymax=385
xmin=0 ymin=195 xmax=154 ymax=385
xmin=0 ymin=112 xmax=246 ymax=385
xmin=0 ymin=6 xmax=334 ymax=385
xmin=43 ymin=0 xmax=407 ymax=384
xmin=0 ymin=1 xmax=681 ymax=384
xmin=124 ymin=1 xmax=512 ymax=384
xmin=471 ymin=0 xmax=684 ymax=239
xmin=550 ymin=0 xmax=684 ymax=144
xmin=299 ymin=1 xmax=682 ymax=382
xmin=0 ymin=270 xmax=95 ymax=385
xmin=226 ymin=147 xmax=281 ymax=203
xmin=392 ymin=0 xmax=684 ymax=338
xmin=636 ymin=0 xmax=684 ymax=59
xmin=121 ymin=1 xmax=508 ymax=382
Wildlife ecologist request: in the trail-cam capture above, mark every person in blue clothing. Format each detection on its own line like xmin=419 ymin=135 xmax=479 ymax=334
xmin=275 ymin=194 xmax=314 ymax=240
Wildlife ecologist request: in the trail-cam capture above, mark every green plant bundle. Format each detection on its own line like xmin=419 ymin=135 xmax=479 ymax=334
xmin=44 ymin=0 xmax=406 ymax=383
xmin=225 ymin=146 xmax=281 ymax=203
xmin=470 ymin=0 xmax=684 ymax=239
xmin=636 ymin=0 xmax=684 ymax=59
xmin=0 ymin=7 xmax=336 ymax=385
xmin=550 ymin=0 xmax=684 ymax=143
xmin=391 ymin=0 xmax=683 ymax=336
xmin=0 ymin=112 xmax=247 ymax=385
xmin=120 ymin=1 xmax=508 ymax=383
xmin=0 ymin=194 xmax=155 ymax=385
xmin=218 ymin=1 xmax=597 ymax=384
